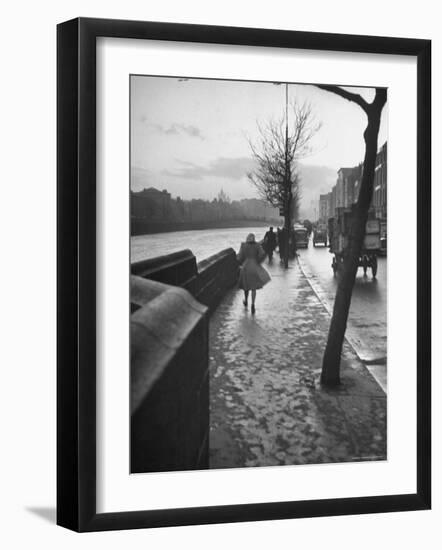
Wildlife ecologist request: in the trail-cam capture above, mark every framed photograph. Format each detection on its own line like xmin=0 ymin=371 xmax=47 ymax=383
xmin=57 ymin=17 xmax=431 ymax=532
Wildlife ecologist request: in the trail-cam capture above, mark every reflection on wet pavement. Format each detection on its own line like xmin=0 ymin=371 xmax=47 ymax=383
xmin=297 ymin=244 xmax=387 ymax=364
xmin=209 ymin=260 xmax=386 ymax=469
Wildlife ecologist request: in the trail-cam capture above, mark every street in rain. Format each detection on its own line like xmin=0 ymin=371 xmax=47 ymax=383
xmin=130 ymin=75 xmax=388 ymax=474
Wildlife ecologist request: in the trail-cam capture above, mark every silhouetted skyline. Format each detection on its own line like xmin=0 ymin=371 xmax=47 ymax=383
xmin=131 ymin=76 xmax=388 ymax=212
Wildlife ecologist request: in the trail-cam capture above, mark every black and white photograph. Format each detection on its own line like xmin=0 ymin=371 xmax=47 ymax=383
xmin=0 ymin=0 xmax=436 ymax=543
xmin=130 ymin=75 xmax=388 ymax=474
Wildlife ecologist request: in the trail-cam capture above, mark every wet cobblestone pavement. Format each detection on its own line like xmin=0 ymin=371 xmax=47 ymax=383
xmin=209 ymin=259 xmax=386 ymax=469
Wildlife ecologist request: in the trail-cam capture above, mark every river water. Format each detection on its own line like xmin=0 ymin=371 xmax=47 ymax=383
xmin=131 ymin=226 xmax=271 ymax=263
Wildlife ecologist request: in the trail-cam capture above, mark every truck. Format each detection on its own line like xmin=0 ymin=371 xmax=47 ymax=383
xmin=328 ymin=207 xmax=381 ymax=278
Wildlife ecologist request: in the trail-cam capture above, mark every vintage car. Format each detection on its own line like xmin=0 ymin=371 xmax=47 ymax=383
xmin=313 ymin=224 xmax=327 ymax=247
xmin=293 ymin=225 xmax=309 ymax=249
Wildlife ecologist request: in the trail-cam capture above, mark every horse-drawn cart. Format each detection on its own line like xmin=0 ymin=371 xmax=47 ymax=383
xmin=328 ymin=208 xmax=381 ymax=278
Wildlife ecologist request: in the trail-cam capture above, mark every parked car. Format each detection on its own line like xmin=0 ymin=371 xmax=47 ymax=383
xmin=293 ymin=225 xmax=309 ymax=248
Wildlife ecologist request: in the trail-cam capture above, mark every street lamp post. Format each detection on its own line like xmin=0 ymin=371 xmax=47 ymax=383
xmin=274 ymin=82 xmax=290 ymax=268
xmin=284 ymin=83 xmax=291 ymax=268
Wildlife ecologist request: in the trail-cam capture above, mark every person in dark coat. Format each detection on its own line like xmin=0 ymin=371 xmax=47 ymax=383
xmin=263 ymin=226 xmax=277 ymax=261
xmin=237 ymin=233 xmax=271 ymax=314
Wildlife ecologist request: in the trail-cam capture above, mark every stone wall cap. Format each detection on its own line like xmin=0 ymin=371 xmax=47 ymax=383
xmin=197 ymin=247 xmax=236 ymax=270
xmin=131 ymin=249 xmax=195 ymax=276
xmin=131 ymin=282 xmax=208 ymax=413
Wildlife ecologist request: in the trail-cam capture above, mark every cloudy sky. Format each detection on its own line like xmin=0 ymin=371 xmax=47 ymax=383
xmin=130 ymin=75 xmax=388 ymax=210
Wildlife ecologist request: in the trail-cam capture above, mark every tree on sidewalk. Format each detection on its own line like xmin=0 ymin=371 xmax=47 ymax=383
xmin=315 ymin=85 xmax=387 ymax=386
xmin=247 ymin=98 xmax=320 ymax=267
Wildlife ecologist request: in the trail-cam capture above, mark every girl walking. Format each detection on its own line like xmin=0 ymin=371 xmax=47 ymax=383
xmin=237 ymin=233 xmax=271 ymax=314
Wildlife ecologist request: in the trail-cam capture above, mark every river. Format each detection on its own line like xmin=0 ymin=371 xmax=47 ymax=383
xmin=131 ymin=226 xmax=272 ymax=263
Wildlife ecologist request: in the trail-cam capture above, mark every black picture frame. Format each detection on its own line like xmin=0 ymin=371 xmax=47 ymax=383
xmin=57 ymin=17 xmax=431 ymax=532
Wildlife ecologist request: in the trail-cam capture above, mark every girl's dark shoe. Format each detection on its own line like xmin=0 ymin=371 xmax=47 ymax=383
xmin=243 ymin=300 xmax=248 ymax=307
xmin=251 ymin=305 xmax=256 ymax=314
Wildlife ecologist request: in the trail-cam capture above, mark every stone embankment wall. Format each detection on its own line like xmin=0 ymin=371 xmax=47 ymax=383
xmin=131 ymin=248 xmax=239 ymax=311
xmin=130 ymin=275 xmax=209 ymax=473
xmin=130 ymin=248 xmax=239 ymax=473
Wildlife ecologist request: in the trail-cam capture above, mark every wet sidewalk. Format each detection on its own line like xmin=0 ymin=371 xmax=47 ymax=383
xmin=209 ymin=258 xmax=386 ymax=469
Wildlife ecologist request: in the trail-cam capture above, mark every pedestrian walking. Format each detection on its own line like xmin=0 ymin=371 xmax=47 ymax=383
xmin=237 ymin=233 xmax=271 ymax=314
xmin=263 ymin=226 xmax=277 ymax=262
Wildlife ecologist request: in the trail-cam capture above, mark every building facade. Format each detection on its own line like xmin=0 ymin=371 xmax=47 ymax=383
xmin=372 ymin=141 xmax=387 ymax=220
xmin=131 ymin=187 xmax=172 ymax=220
xmin=318 ymin=142 xmax=387 ymax=223
xmin=131 ymin=187 xmax=281 ymax=224
xmin=319 ymin=194 xmax=329 ymax=223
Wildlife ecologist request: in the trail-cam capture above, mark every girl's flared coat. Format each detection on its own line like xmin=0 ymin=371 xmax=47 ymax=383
xmin=237 ymin=242 xmax=271 ymax=291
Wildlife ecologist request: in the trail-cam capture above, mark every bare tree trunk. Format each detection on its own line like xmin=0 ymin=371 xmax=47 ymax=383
xmin=283 ymin=183 xmax=292 ymax=269
xmin=283 ymin=218 xmax=290 ymax=268
xmin=319 ymin=89 xmax=386 ymax=386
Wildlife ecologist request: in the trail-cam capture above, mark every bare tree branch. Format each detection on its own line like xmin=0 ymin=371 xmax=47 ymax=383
xmin=248 ymin=98 xmax=321 ymax=218
xmin=315 ymin=85 xmax=369 ymax=113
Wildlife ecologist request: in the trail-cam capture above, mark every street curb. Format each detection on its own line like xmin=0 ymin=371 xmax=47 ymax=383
xmin=295 ymin=254 xmax=387 ymax=395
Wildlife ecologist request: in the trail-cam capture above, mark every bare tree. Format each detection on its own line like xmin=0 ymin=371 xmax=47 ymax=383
xmin=248 ymin=99 xmax=321 ymax=267
xmin=315 ymin=86 xmax=387 ymax=386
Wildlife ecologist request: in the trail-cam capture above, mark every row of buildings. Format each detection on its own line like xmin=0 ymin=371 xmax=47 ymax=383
xmin=318 ymin=141 xmax=387 ymax=225
xmin=131 ymin=187 xmax=281 ymax=224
